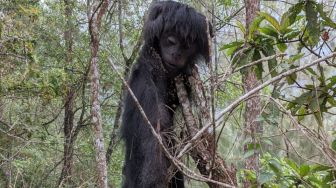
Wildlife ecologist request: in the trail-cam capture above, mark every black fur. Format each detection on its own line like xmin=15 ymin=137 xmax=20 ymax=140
xmin=121 ymin=1 xmax=211 ymax=188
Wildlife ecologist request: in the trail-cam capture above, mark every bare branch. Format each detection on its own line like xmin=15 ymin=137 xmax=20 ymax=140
xmin=234 ymin=53 xmax=286 ymax=73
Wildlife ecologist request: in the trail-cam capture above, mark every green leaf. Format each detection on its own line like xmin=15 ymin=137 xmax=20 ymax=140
xmin=284 ymin=30 xmax=301 ymax=40
xmin=316 ymin=3 xmax=336 ymax=29
xmin=310 ymin=164 xmax=332 ymax=173
xmin=287 ymin=102 xmax=296 ymax=110
xmin=261 ymin=43 xmax=277 ymax=77
xmin=259 ymin=172 xmax=274 ymax=184
xmin=285 ymin=158 xmax=299 ymax=173
xmin=276 ymin=42 xmax=287 ymax=52
xmin=297 ymin=106 xmax=306 ymax=121
xmin=306 ymin=67 xmax=317 ymax=76
xmin=258 ymin=12 xmax=280 ymax=31
xmin=299 ymin=165 xmax=310 ymax=177
xmin=327 ymin=97 xmax=336 ymax=106
xmin=280 ymin=2 xmax=304 ymax=31
xmin=305 ymin=1 xmax=320 ymax=46
xmin=288 ymin=53 xmax=304 ymax=63
xmin=253 ymin=50 xmax=263 ymax=79
xmin=259 ymin=25 xmax=279 ymax=38
xmin=219 ymin=0 xmax=233 ymax=6
xmin=248 ymin=16 xmax=265 ymax=40
xmin=220 ymin=41 xmax=244 ymax=53
xmin=268 ymin=159 xmax=282 ymax=176
xmin=236 ymin=20 xmax=246 ymax=34
xmin=243 ymin=169 xmax=256 ymax=182
xmin=223 ymin=41 xmax=245 ymax=57
xmin=226 ymin=46 xmax=240 ymax=57
xmin=286 ymin=72 xmax=297 ymax=85
xmin=313 ymin=112 xmax=323 ymax=127
xmin=306 ymin=176 xmax=322 ymax=185
xmin=309 ymin=98 xmax=319 ymax=112
xmin=294 ymin=92 xmax=311 ymax=106
xmin=246 ymin=143 xmax=261 ymax=150
xmin=326 ymin=76 xmax=336 ymax=89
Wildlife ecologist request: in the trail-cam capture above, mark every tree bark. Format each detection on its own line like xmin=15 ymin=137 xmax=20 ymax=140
xmin=88 ymin=1 xmax=109 ymax=188
xmin=59 ymin=0 xmax=75 ymax=186
xmin=243 ymin=0 xmax=261 ymax=187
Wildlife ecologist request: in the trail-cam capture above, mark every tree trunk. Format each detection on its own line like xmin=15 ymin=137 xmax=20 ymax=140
xmin=88 ymin=1 xmax=109 ymax=187
xmin=243 ymin=0 xmax=261 ymax=187
xmin=59 ymin=0 xmax=75 ymax=186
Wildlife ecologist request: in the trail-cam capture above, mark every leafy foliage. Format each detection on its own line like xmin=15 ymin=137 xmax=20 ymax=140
xmin=240 ymin=154 xmax=336 ymax=187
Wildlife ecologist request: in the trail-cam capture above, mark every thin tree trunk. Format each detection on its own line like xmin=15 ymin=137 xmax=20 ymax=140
xmin=59 ymin=0 xmax=75 ymax=186
xmin=106 ymin=99 xmax=122 ymax=163
xmin=106 ymin=1 xmax=142 ymax=163
xmin=88 ymin=1 xmax=109 ymax=187
xmin=0 ymin=100 xmax=9 ymax=187
xmin=243 ymin=0 xmax=261 ymax=187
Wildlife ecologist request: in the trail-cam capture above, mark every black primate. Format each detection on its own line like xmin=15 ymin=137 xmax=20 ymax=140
xmin=121 ymin=1 xmax=211 ymax=188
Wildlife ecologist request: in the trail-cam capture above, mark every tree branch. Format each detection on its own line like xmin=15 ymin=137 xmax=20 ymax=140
xmin=177 ymin=52 xmax=336 ymax=159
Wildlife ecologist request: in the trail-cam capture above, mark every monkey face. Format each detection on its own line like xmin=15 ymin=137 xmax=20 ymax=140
xmin=159 ymin=33 xmax=197 ymax=74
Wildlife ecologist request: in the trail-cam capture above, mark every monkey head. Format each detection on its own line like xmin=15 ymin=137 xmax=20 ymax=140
xmin=144 ymin=1 xmax=213 ymax=76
